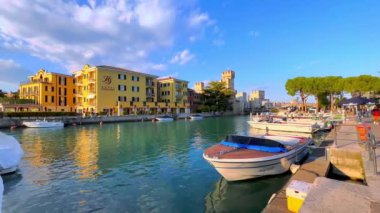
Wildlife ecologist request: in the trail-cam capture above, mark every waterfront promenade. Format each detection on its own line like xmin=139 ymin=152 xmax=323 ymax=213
xmin=0 ymin=112 xmax=229 ymax=129
xmin=264 ymin=118 xmax=380 ymax=212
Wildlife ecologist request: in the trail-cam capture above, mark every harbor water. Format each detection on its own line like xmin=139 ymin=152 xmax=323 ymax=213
xmin=1 ymin=116 xmax=325 ymax=212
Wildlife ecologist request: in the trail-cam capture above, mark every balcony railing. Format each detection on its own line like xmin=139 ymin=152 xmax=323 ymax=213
xmin=146 ymin=93 xmax=155 ymax=97
xmin=88 ymin=78 xmax=96 ymax=84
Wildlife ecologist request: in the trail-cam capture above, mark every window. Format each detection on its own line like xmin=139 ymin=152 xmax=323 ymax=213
xmin=137 ymin=76 xmax=139 ymax=81
xmin=58 ymin=87 xmax=61 ymax=95
xmin=51 ymin=96 xmax=54 ymax=103
xmin=137 ymin=86 xmax=139 ymax=92
xmin=73 ymin=97 xmax=76 ymax=104
xmin=58 ymin=77 xmax=61 ymax=85
xmin=45 ymin=95 xmax=48 ymax=102
xmin=64 ymin=88 xmax=67 ymax=96
xmin=118 ymin=85 xmax=126 ymax=91
xmin=132 ymin=97 xmax=140 ymax=102
xmin=73 ymin=89 xmax=76 ymax=94
xmin=64 ymin=97 xmax=67 ymax=106
xmin=64 ymin=77 xmax=67 ymax=86
xmin=51 ymin=86 xmax=54 ymax=92
xmin=118 ymin=74 xmax=126 ymax=80
xmin=118 ymin=96 xmax=127 ymax=102
xmin=45 ymin=86 xmax=48 ymax=91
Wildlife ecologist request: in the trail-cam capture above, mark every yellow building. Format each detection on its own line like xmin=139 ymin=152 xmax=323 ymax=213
xmin=221 ymin=70 xmax=235 ymax=91
xmin=19 ymin=69 xmax=76 ymax=112
xmin=74 ymin=65 xmax=190 ymax=115
xmin=157 ymin=77 xmax=190 ymax=113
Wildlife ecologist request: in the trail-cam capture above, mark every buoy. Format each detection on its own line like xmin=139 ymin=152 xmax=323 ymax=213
xmin=99 ymin=121 xmax=103 ymax=126
xmin=290 ymin=164 xmax=301 ymax=174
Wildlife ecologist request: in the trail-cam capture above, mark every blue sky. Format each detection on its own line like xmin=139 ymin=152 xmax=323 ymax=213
xmin=0 ymin=0 xmax=379 ymax=101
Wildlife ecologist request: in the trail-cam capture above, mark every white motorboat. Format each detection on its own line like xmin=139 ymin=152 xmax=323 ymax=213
xmin=0 ymin=132 xmax=24 ymax=175
xmin=189 ymin=114 xmax=203 ymax=120
xmin=155 ymin=115 xmax=174 ymax=122
xmin=23 ymin=120 xmax=64 ymax=128
xmin=203 ymin=135 xmax=311 ymax=181
xmin=247 ymin=120 xmax=320 ymax=133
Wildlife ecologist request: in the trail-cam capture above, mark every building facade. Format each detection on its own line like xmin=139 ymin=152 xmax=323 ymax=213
xmin=74 ymin=65 xmax=189 ymax=115
xmin=19 ymin=69 xmax=76 ymax=112
xmin=249 ymin=90 xmax=265 ymax=101
xmin=221 ymin=70 xmax=235 ymax=91
xmin=157 ymin=77 xmax=190 ymax=113
xmin=194 ymin=82 xmax=205 ymax=94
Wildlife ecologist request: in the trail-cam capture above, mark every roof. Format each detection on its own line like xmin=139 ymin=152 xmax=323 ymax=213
xmin=96 ymin=65 xmax=158 ymax=78
xmin=157 ymin=76 xmax=189 ymax=83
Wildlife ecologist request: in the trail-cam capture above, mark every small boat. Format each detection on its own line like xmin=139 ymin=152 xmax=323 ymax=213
xmin=247 ymin=120 xmax=320 ymax=133
xmin=155 ymin=115 xmax=174 ymax=122
xmin=0 ymin=132 xmax=24 ymax=175
xmin=23 ymin=120 xmax=64 ymax=128
xmin=203 ymin=135 xmax=311 ymax=181
xmin=189 ymin=114 xmax=203 ymax=120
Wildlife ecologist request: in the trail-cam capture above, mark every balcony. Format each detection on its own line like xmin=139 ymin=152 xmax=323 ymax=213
xmin=88 ymin=78 xmax=96 ymax=84
xmin=76 ymin=80 xmax=83 ymax=85
xmin=146 ymin=81 xmax=155 ymax=87
xmin=146 ymin=92 xmax=155 ymax=97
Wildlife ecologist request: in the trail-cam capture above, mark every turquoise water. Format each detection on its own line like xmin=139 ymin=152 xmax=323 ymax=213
xmin=1 ymin=116 xmax=292 ymax=212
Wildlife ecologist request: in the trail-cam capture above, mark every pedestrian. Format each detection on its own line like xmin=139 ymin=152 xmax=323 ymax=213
xmin=372 ymin=106 xmax=380 ymax=125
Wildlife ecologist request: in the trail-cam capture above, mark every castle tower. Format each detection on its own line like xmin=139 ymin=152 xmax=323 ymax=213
xmin=221 ymin=70 xmax=235 ymax=91
xmin=194 ymin=82 xmax=205 ymax=94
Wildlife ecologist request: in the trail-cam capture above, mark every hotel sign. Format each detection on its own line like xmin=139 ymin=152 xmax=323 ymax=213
xmin=101 ymin=75 xmax=115 ymax=91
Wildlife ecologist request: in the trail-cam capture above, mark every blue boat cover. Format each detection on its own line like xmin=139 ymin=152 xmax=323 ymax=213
xmin=221 ymin=141 xmax=286 ymax=153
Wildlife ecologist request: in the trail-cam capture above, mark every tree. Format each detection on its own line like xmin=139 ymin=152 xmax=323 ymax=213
xmin=285 ymin=77 xmax=313 ymax=112
xmin=203 ymin=81 xmax=234 ymax=111
xmin=322 ymin=76 xmax=343 ymax=112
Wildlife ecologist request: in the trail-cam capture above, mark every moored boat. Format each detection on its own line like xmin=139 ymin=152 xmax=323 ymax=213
xmin=189 ymin=114 xmax=203 ymax=120
xmin=203 ymin=135 xmax=311 ymax=181
xmin=155 ymin=115 xmax=174 ymax=122
xmin=247 ymin=120 xmax=320 ymax=133
xmin=23 ymin=120 xmax=64 ymax=128
xmin=0 ymin=132 xmax=24 ymax=175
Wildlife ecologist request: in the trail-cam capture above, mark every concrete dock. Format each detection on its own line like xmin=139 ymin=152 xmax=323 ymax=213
xmin=263 ymin=130 xmax=333 ymax=213
xmin=264 ymin=120 xmax=380 ymax=213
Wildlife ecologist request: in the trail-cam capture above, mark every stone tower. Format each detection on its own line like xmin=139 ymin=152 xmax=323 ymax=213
xmin=221 ymin=70 xmax=235 ymax=91
xmin=194 ymin=82 xmax=205 ymax=94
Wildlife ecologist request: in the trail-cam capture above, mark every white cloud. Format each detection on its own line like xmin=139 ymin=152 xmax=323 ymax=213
xmin=151 ymin=63 xmax=166 ymax=71
xmin=170 ymin=49 xmax=195 ymax=65
xmin=0 ymin=59 xmax=33 ymax=91
xmin=188 ymin=12 xmax=214 ymax=27
xmin=0 ymin=0 xmax=205 ymax=74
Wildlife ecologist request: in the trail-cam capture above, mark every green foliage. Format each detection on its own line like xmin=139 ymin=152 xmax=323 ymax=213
xmin=286 ymin=75 xmax=379 ymax=111
xmin=4 ymin=112 xmax=78 ymax=117
xmin=203 ymin=81 xmax=234 ymax=111
xmin=0 ymin=97 xmax=35 ymax=104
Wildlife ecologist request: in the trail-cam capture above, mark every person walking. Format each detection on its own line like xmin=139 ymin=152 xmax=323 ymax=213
xmin=372 ymin=106 xmax=380 ymax=125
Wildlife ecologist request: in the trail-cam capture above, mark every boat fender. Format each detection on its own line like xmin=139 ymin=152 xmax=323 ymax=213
xmin=267 ymin=193 xmax=277 ymax=204
xmin=290 ymin=164 xmax=301 ymax=174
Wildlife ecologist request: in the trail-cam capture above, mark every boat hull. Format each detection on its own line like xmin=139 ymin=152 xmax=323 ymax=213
xmin=155 ymin=118 xmax=173 ymax=122
xmin=203 ymin=145 xmax=309 ymax=181
xmin=189 ymin=116 xmax=203 ymax=120
xmin=247 ymin=121 xmax=318 ymax=133
xmin=23 ymin=121 xmax=64 ymax=128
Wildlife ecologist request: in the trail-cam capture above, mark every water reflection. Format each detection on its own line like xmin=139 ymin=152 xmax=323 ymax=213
xmin=205 ymin=174 xmax=291 ymax=212
xmin=73 ymin=128 xmax=99 ymax=179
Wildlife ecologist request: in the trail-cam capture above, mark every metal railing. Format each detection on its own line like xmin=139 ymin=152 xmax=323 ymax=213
xmin=367 ymin=129 xmax=378 ymax=175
